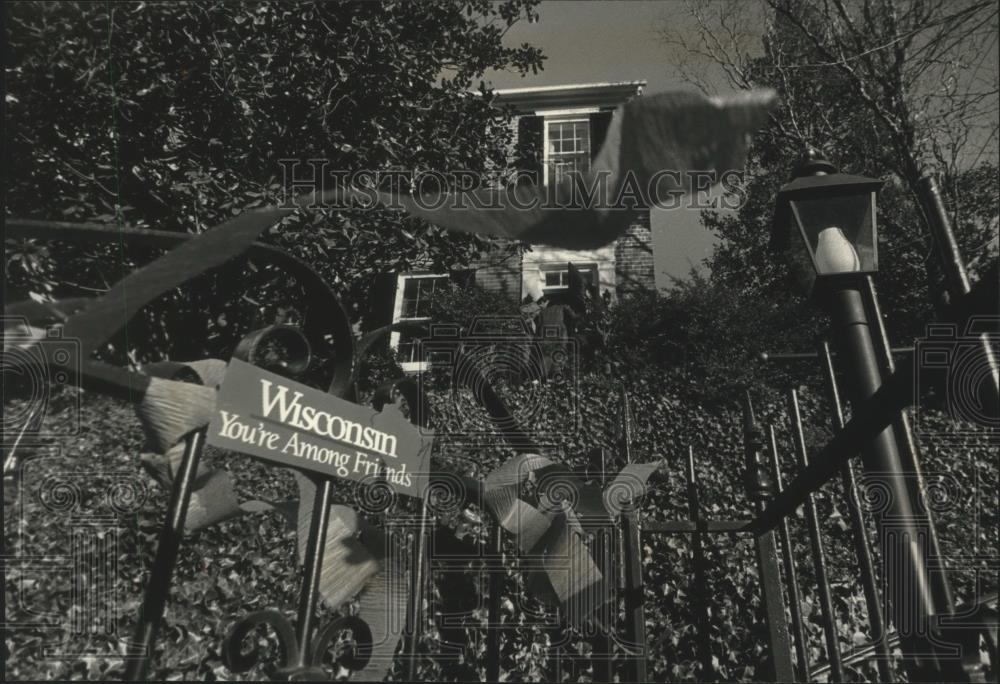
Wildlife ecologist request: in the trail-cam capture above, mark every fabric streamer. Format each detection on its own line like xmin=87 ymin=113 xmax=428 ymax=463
xmin=294 ymin=478 xmax=409 ymax=680
xmin=62 ymin=208 xmax=294 ymax=361
xmin=8 ymin=120 xmax=692 ymax=671
xmin=367 ymin=88 xmax=778 ymax=250
xmin=7 ymin=194 xmax=355 ymax=400
xmin=135 ymin=359 xmax=295 ymax=533
xmin=131 ymin=360 xmax=412 ymax=679
xmin=6 ymin=220 xmax=408 ymax=679
xmin=478 ymin=453 xmax=661 ymax=630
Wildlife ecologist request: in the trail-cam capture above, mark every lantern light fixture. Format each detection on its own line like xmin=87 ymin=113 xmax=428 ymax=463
xmin=771 ymin=150 xmax=883 ymax=294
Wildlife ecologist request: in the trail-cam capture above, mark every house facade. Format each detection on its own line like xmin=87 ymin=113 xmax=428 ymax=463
xmin=365 ymin=81 xmax=655 ymax=371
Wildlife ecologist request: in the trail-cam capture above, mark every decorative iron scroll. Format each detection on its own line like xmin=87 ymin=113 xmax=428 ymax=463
xmin=7 ymin=212 xmax=666 ymax=680
xmin=6 ymin=213 xmax=355 ymax=398
xmin=219 ymin=501 xmax=393 ymax=680
xmin=5 ymin=213 xmax=377 ymax=680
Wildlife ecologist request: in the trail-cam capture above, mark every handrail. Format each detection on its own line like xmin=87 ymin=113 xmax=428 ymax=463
xmin=807 ymin=593 xmax=999 ymax=680
xmin=747 ymin=259 xmax=999 ymax=535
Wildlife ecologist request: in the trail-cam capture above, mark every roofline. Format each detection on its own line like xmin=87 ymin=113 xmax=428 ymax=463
xmin=492 ymin=81 xmax=646 ymax=112
xmin=494 ymin=81 xmax=647 ymax=95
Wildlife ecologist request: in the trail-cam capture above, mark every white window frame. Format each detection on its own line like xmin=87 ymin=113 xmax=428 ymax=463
xmin=539 ymin=262 xmax=597 ymax=298
xmin=541 ymin=111 xmax=595 ymax=188
xmin=389 ymin=272 xmax=448 ymax=373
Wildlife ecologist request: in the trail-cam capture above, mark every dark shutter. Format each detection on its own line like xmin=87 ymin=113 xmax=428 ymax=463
xmin=361 ymin=272 xmax=399 ymax=334
xmin=589 ymin=111 xmax=613 ymax=159
xmin=567 ymin=262 xmax=599 ymax=305
xmin=515 ymin=115 xmax=544 ymax=186
xmin=567 ymin=262 xmax=586 ymax=300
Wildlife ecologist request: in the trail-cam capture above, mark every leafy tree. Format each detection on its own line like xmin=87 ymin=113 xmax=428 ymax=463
xmin=662 ymin=0 xmax=998 ymax=191
xmin=659 ymin=0 xmax=998 ymax=359
xmin=5 ymin=0 xmax=544 ymax=360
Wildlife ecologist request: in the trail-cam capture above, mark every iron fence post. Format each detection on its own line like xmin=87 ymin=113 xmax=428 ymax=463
xmin=741 ymin=392 xmax=796 ymax=682
xmin=917 ymin=175 xmax=998 ymax=409
xmin=686 ymin=446 xmax=716 ymax=682
xmin=591 ymin=447 xmax=614 ymax=683
xmin=819 ymin=340 xmax=895 ymax=682
xmin=620 ymin=388 xmax=648 ymax=682
xmin=862 ymin=275 xmax=957 ymax=616
xmin=788 ymin=388 xmax=845 ymax=682
xmin=287 ymin=477 xmax=333 ymax=677
xmin=621 ymin=509 xmax=646 ymax=682
xmin=818 ymin=278 xmax=962 ymax=681
xmin=486 ymin=520 xmax=503 ymax=683
xmin=766 ymin=425 xmax=811 ymax=682
xmin=124 ymin=429 xmax=205 ymax=681
xmin=590 ymin=525 xmax=614 ymax=683
xmin=403 ymin=494 xmax=431 ymax=681
xmin=548 ymin=608 xmax=566 ymax=683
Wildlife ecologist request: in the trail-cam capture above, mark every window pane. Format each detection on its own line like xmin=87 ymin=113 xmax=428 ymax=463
xmin=541 ymin=264 xmax=596 ymax=296
xmin=402 ymin=278 xmax=420 ymax=298
xmin=396 ymin=329 xmax=424 ymax=363
xmin=547 ymin=119 xmax=591 ymax=186
xmin=400 ymin=276 xmax=447 ymax=320
xmin=401 ymin=278 xmax=419 ymax=318
xmin=394 ymin=275 xmax=450 ymax=366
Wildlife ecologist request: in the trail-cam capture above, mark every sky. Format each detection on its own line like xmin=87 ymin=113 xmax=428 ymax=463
xmin=485 ymin=0 xmax=766 ymax=288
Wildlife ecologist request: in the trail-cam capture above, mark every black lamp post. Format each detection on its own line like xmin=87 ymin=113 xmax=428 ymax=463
xmin=772 ymin=151 xmax=959 ymax=681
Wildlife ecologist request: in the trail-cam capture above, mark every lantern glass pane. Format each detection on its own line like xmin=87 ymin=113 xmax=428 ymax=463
xmin=783 ymin=216 xmax=816 ymax=294
xmin=790 ymin=192 xmax=877 ymax=274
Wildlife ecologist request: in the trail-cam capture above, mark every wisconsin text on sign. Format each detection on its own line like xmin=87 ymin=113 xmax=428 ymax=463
xmin=208 ymin=359 xmax=431 ymax=497
xmin=259 ymin=379 xmax=399 ymax=458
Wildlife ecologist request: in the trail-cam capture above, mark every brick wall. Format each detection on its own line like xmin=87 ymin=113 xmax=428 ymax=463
xmin=614 ymin=212 xmax=655 ymax=295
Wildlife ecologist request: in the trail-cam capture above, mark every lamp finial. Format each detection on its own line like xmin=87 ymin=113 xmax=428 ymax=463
xmin=794 ymin=148 xmax=837 ymax=178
